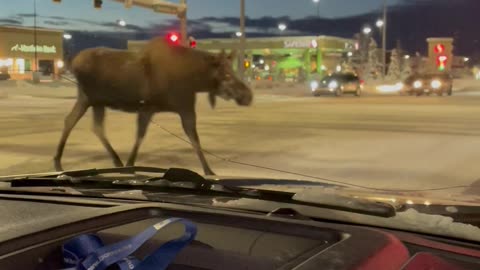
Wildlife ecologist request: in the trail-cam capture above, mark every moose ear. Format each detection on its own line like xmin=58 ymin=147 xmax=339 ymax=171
xmin=208 ymin=92 xmax=217 ymax=109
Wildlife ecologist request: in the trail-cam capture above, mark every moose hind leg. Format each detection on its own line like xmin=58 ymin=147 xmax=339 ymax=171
xmin=92 ymin=106 xmax=123 ymax=167
xmin=126 ymin=111 xmax=153 ymax=167
xmin=180 ymin=112 xmax=215 ymax=176
xmin=54 ymin=100 xmax=89 ymax=171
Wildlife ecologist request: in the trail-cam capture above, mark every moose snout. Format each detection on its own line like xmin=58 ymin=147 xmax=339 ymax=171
xmin=236 ymin=85 xmax=253 ymax=106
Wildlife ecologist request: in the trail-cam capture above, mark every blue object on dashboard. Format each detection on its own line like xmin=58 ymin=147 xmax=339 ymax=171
xmin=61 ymin=217 xmax=197 ymax=270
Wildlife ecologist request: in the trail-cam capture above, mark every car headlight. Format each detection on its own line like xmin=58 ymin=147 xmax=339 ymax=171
xmin=431 ymin=80 xmax=442 ymax=89
xmin=310 ymin=81 xmax=319 ymax=91
xmin=413 ymin=80 xmax=423 ymax=89
xmin=395 ymin=82 xmax=404 ymax=90
xmin=328 ymin=80 xmax=339 ymax=89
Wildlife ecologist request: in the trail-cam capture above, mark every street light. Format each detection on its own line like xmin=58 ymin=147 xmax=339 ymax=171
xmin=278 ymin=23 xmax=287 ymax=31
xmin=376 ymin=19 xmax=384 ymax=28
xmin=404 ymin=55 xmax=410 ymax=59
xmin=313 ymin=0 xmax=320 ymax=17
xmin=235 ymin=31 xmax=242 ymax=37
xmin=362 ymin=26 xmax=372 ymax=35
xmin=63 ymin=33 xmax=72 ymax=40
xmin=117 ymin=19 xmax=127 ymax=27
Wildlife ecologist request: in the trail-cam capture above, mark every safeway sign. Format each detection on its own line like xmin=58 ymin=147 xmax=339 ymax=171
xmin=284 ymin=39 xmax=318 ymax=49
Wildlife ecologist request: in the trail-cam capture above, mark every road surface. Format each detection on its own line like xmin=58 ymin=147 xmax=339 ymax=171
xmin=2 ymin=82 xmax=480 ymax=198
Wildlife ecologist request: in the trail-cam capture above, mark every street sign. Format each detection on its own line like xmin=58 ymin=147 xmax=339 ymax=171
xmin=152 ymin=0 xmax=185 ymax=15
xmin=124 ymin=0 xmax=133 ymax=8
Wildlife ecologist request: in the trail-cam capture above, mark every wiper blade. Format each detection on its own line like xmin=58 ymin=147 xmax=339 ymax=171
xmin=0 ymin=166 xmax=169 ymax=181
xmin=3 ymin=167 xmax=396 ymax=218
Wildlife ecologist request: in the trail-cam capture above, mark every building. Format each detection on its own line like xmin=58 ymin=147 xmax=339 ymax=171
xmin=128 ymin=35 xmax=355 ymax=82
xmin=0 ymin=26 xmax=64 ymax=80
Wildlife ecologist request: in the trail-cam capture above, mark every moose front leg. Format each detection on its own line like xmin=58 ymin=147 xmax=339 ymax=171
xmin=126 ymin=110 xmax=153 ymax=167
xmin=180 ymin=111 xmax=215 ymax=176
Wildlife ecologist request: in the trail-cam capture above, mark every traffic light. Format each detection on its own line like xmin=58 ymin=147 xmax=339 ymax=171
xmin=166 ymin=32 xmax=180 ymax=46
xmin=94 ymin=0 xmax=103 ymax=9
xmin=437 ymin=55 xmax=448 ymax=71
xmin=244 ymin=60 xmax=250 ymax=69
xmin=189 ymin=36 xmax=197 ymax=48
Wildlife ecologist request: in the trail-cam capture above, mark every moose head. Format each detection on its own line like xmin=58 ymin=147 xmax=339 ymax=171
xmin=208 ymin=50 xmax=253 ymax=108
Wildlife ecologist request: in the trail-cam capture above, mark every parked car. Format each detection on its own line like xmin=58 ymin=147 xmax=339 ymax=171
xmin=400 ymin=72 xmax=453 ymax=96
xmin=310 ymin=72 xmax=363 ymax=97
xmin=0 ymin=67 xmax=10 ymax=81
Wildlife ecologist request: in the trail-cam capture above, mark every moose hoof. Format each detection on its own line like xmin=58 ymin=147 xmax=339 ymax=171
xmin=54 ymin=159 xmax=63 ymax=172
xmin=204 ymin=169 xmax=216 ymax=176
xmin=114 ymin=160 xmax=124 ymax=168
xmin=125 ymin=160 xmax=135 ymax=167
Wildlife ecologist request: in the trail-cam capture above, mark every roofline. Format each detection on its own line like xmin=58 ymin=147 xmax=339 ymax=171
xmin=127 ymin=35 xmax=354 ymax=45
xmin=197 ymin=35 xmax=354 ymax=43
xmin=0 ymin=26 xmax=64 ymax=33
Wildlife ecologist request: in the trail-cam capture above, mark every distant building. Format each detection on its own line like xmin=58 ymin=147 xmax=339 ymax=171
xmin=128 ymin=35 xmax=355 ymax=82
xmin=0 ymin=26 xmax=64 ymax=80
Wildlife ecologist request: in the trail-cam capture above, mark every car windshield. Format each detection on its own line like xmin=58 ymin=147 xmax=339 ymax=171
xmin=1 ymin=0 xmax=480 ymax=238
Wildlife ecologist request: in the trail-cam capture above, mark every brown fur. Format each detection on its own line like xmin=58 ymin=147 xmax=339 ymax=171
xmin=54 ymin=37 xmax=252 ymax=175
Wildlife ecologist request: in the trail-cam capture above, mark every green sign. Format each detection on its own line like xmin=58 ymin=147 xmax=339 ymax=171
xmin=10 ymin=44 xmax=57 ymax=54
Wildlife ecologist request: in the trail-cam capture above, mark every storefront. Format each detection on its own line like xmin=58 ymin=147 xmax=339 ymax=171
xmin=0 ymin=26 xmax=64 ymax=80
xmin=128 ymin=35 xmax=355 ymax=82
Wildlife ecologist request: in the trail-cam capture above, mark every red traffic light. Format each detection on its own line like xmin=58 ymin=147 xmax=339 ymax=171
xmin=190 ymin=40 xmax=197 ymax=48
xmin=166 ymin=32 xmax=180 ymax=45
xmin=170 ymin=33 xmax=179 ymax=43
xmin=189 ymin=36 xmax=197 ymax=48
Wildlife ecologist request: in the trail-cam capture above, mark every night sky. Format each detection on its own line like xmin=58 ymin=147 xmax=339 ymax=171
xmin=0 ymin=0 xmax=478 ymax=57
xmin=0 ymin=0 xmax=401 ymax=28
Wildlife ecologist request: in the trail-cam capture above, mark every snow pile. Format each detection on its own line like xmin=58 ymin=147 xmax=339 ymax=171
xmin=391 ymin=208 xmax=480 ymax=241
xmin=213 ymin=195 xmax=480 ymax=242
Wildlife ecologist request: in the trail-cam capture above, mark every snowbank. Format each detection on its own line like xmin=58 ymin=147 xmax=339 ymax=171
xmin=213 ymin=196 xmax=480 ymax=242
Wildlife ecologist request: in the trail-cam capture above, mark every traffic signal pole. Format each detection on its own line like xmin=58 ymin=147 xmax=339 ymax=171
xmin=179 ymin=0 xmax=188 ymax=47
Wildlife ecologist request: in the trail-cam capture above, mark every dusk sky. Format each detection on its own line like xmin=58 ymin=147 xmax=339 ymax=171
xmin=0 ymin=0 xmax=401 ymax=31
xmin=1 ymin=0 xmax=477 ymax=56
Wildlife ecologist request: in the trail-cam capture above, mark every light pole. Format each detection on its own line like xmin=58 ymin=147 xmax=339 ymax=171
xmin=117 ymin=19 xmax=127 ymax=27
xmin=362 ymin=26 xmax=372 ymax=35
xmin=313 ymin=0 xmax=320 ymax=17
xmin=32 ymin=0 xmax=40 ymax=83
xmin=238 ymin=0 xmax=246 ymax=79
xmin=381 ymin=0 xmax=387 ymax=79
xmin=63 ymin=33 xmax=72 ymax=68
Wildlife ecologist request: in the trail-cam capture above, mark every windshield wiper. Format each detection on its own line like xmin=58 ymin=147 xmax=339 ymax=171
xmin=2 ymin=167 xmax=396 ymax=218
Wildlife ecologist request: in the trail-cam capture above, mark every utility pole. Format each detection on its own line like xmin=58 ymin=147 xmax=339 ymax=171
xmin=33 ymin=0 xmax=38 ymax=71
xmin=382 ymin=0 xmax=387 ymax=79
xmin=238 ymin=0 xmax=246 ymax=79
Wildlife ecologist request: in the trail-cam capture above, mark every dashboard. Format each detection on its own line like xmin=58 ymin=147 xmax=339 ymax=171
xmin=0 ymin=193 xmax=479 ymax=270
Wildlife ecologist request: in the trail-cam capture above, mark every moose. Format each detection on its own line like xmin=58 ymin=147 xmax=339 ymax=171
xmin=54 ymin=37 xmax=253 ymax=175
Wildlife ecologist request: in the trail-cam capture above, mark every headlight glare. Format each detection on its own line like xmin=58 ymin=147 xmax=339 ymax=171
xmin=413 ymin=80 xmax=423 ymax=89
